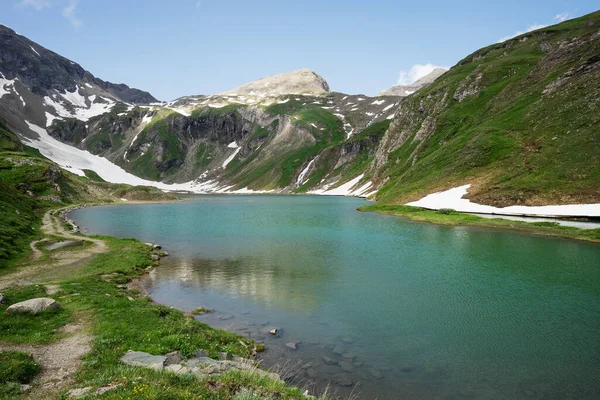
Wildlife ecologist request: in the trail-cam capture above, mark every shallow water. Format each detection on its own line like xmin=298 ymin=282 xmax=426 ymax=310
xmin=70 ymin=195 xmax=600 ymax=399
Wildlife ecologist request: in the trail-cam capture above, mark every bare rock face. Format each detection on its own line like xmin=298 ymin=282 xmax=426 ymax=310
xmin=219 ymin=69 xmax=330 ymax=97
xmin=6 ymin=297 xmax=60 ymax=314
xmin=377 ymin=68 xmax=447 ymax=97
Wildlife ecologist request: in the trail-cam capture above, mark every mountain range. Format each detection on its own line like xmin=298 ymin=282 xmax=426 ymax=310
xmin=1 ymin=10 xmax=599 ymax=207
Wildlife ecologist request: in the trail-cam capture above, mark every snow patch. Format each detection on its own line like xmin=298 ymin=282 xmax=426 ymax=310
xmin=371 ymin=100 xmax=385 ymax=106
xmin=382 ymin=103 xmax=395 ymax=112
xmin=29 ymin=45 xmax=41 ymax=57
xmin=407 ymin=184 xmax=600 ymax=218
xmin=227 ymin=141 xmax=239 ymax=149
xmin=222 ymin=147 xmax=241 ymax=168
xmin=310 ymin=174 xmax=366 ymax=197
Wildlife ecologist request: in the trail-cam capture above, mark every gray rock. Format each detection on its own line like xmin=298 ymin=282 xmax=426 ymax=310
xmin=368 ymin=368 xmax=384 ymax=379
xmin=341 ymin=352 xmax=357 ymax=360
xmin=6 ymin=298 xmax=60 ymax=314
xmin=332 ymin=345 xmax=345 ymax=355
xmin=45 ymin=284 xmax=61 ymax=295
xmin=285 ymin=342 xmax=298 ymax=350
xmin=0 ymin=293 xmax=5 ymax=304
xmin=67 ymin=387 xmax=92 ymax=398
xmin=301 ymin=362 xmax=312 ymax=369
xmin=268 ymin=328 xmax=279 ymax=336
xmin=338 ymin=361 xmax=354 ymax=372
xmin=306 ymin=368 xmax=318 ymax=378
xmin=322 ymin=356 xmax=337 ymax=365
xmin=333 ymin=373 xmax=353 ymax=386
xmin=195 ymin=349 xmax=209 ymax=358
xmin=164 ymin=351 xmax=183 ymax=366
xmin=151 ymin=254 xmax=160 ymax=261
xmin=120 ymin=351 xmax=166 ymax=370
xmin=165 ymin=364 xmax=190 ymax=374
xmin=94 ymin=384 xmax=121 ymax=395
xmin=218 ymin=352 xmax=231 ymax=360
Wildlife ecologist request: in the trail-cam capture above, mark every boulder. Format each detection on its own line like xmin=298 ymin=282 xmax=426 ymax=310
xmin=164 ymin=351 xmax=183 ymax=366
xmin=120 ymin=351 xmax=166 ymax=370
xmin=268 ymin=328 xmax=279 ymax=336
xmin=6 ymin=298 xmax=60 ymax=314
xmin=218 ymin=352 xmax=232 ymax=360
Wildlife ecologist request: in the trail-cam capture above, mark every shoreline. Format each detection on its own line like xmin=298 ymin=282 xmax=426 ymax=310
xmin=359 ymin=204 xmax=600 ymax=244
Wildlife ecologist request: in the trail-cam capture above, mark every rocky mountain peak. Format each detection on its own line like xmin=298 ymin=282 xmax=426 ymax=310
xmin=219 ymin=68 xmax=330 ymax=97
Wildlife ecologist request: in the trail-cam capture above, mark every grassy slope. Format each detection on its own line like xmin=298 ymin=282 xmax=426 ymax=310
xmin=0 ymin=122 xmax=174 ymax=269
xmin=359 ymin=204 xmax=600 ymax=243
xmin=375 ymin=11 xmax=600 ymax=206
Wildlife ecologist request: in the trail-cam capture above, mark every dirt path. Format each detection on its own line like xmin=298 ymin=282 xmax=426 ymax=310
xmin=0 ymin=209 xmax=108 ymax=290
xmin=0 ymin=331 xmax=93 ymax=399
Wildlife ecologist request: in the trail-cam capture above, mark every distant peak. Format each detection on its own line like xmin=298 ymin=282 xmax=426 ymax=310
xmin=219 ymin=69 xmax=330 ymax=97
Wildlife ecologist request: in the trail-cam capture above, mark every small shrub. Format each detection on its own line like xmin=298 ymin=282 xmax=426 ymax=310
xmin=437 ymin=208 xmax=456 ymax=215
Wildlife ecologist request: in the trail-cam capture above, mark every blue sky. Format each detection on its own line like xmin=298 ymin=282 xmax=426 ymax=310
xmin=3 ymin=0 xmax=599 ymax=100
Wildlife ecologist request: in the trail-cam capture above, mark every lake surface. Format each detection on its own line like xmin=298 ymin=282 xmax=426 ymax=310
xmin=70 ymin=195 xmax=600 ymax=399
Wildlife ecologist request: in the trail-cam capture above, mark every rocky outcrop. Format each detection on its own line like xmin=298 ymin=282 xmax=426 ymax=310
xmin=120 ymin=350 xmax=281 ymax=381
xmin=377 ymin=68 xmax=447 ymax=97
xmin=219 ymin=69 xmax=330 ymax=96
xmin=6 ymin=297 xmax=60 ymax=314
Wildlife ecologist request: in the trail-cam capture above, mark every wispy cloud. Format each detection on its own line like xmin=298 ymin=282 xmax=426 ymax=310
xmin=554 ymin=12 xmax=569 ymax=22
xmin=16 ymin=0 xmax=50 ymax=10
xmin=195 ymin=0 xmax=202 ymax=9
xmin=498 ymin=11 xmax=571 ymax=43
xmin=498 ymin=23 xmax=547 ymax=43
xmin=397 ymin=64 xmax=448 ymax=85
xmin=62 ymin=0 xmax=82 ymax=29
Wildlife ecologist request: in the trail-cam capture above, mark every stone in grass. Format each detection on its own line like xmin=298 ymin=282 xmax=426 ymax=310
xmin=0 ymin=293 xmax=5 ymax=304
xmin=6 ymin=298 xmax=60 ymax=315
xmin=165 ymin=364 xmax=190 ymax=374
xmin=195 ymin=349 xmax=209 ymax=357
xmin=218 ymin=352 xmax=232 ymax=361
xmin=120 ymin=351 xmax=166 ymax=370
xmin=191 ymin=307 xmax=212 ymax=315
xmin=164 ymin=351 xmax=183 ymax=366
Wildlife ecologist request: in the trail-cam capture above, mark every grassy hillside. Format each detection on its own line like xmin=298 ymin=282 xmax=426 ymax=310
xmin=0 ymin=121 xmax=175 ymax=269
xmin=374 ymin=11 xmax=600 ymax=206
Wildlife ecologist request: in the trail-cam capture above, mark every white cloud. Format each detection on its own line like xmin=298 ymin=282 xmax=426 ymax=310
xmin=397 ymin=64 xmax=448 ymax=85
xmin=16 ymin=0 xmax=50 ymax=10
xmin=62 ymin=0 xmax=82 ymax=29
xmin=498 ymin=23 xmax=547 ymax=43
xmin=554 ymin=12 xmax=569 ymax=22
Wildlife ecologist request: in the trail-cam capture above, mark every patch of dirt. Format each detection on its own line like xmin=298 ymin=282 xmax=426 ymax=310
xmin=0 ymin=332 xmax=92 ymax=398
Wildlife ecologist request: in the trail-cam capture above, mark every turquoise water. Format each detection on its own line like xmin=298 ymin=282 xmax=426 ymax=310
xmin=70 ymin=195 xmax=600 ymax=399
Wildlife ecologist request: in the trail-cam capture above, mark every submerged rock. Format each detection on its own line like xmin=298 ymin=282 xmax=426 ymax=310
xmin=333 ymin=373 xmax=353 ymax=386
xmin=322 ymin=356 xmax=337 ymax=365
xmin=368 ymin=368 xmax=384 ymax=379
xmin=285 ymin=342 xmax=298 ymax=350
xmin=6 ymin=298 xmax=60 ymax=314
xmin=339 ymin=361 xmax=354 ymax=372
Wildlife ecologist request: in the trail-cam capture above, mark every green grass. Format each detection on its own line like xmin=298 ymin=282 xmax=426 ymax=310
xmin=359 ymin=204 xmax=600 ymax=243
xmin=0 ymin=351 xmax=40 ymax=398
xmin=374 ymin=11 xmax=600 ymax=205
xmin=0 ymin=285 xmax=72 ymax=344
xmin=82 ymin=169 xmax=106 ymax=182
xmin=0 ymin=233 xmax=313 ymax=399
